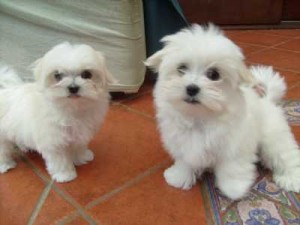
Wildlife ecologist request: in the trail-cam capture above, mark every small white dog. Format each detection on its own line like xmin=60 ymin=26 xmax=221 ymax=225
xmin=0 ymin=42 xmax=115 ymax=182
xmin=146 ymin=24 xmax=300 ymax=199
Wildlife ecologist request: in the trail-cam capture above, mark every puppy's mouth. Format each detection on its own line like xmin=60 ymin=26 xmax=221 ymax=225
xmin=68 ymin=94 xmax=81 ymax=99
xmin=184 ymin=98 xmax=200 ymax=104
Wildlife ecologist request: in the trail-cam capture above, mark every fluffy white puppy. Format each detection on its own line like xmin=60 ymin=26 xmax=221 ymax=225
xmin=0 ymin=42 xmax=115 ymax=182
xmin=146 ymin=24 xmax=300 ymax=199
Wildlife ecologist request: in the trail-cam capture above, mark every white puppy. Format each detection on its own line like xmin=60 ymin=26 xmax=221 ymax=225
xmin=0 ymin=42 xmax=116 ymax=182
xmin=146 ymin=24 xmax=300 ymax=199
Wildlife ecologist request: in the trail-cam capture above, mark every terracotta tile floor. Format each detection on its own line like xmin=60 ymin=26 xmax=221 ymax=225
xmin=1 ymin=29 xmax=299 ymax=225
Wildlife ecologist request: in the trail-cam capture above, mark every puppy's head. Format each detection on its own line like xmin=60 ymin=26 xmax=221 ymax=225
xmin=146 ymin=24 xmax=253 ymax=116
xmin=33 ymin=42 xmax=117 ymax=102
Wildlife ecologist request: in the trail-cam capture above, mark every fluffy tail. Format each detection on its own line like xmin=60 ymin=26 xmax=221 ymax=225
xmin=250 ymin=65 xmax=286 ymax=103
xmin=0 ymin=65 xmax=23 ymax=88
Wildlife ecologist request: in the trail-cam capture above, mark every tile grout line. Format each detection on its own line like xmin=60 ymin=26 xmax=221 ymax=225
xmin=27 ymin=180 xmax=54 ymax=225
xmin=18 ymin=153 xmax=50 ymax=183
xmin=57 ymin=160 xmax=170 ymax=225
xmin=85 ymin=160 xmax=170 ymax=210
xmin=56 ymin=212 xmax=83 ymax=225
xmin=113 ymin=102 xmax=155 ymax=121
xmin=288 ymin=81 xmax=300 ymax=90
xmin=245 ymin=46 xmax=270 ymax=57
xmin=18 ymin=152 xmax=97 ymax=224
xmin=51 ymin=184 xmax=98 ymax=225
xmin=272 ymin=67 xmax=300 ymax=75
xmin=271 ymin=47 xmax=300 ymax=54
xmin=245 ymin=30 xmax=300 ymax=39
xmin=239 ymin=34 xmax=300 ymax=57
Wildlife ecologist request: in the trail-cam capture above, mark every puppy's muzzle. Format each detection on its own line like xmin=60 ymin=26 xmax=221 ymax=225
xmin=68 ymin=85 xmax=80 ymax=94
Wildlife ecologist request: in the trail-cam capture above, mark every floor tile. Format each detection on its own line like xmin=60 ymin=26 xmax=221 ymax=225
xmin=291 ymin=126 xmax=300 ymax=142
xmin=258 ymin=29 xmax=300 ymax=37
xmin=225 ymin=30 xmax=290 ymax=46
xmin=121 ymin=93 xmax=155 ymax=117
xmin=275 ymin=38 xmax=300 ymax=52
xmin=34 ymin=189 xmax=77 ymax=225
xmin=66 ymin=216 xmax=91 ymax=225
xmin=28 ymin=105 xmax=168 ymax=206
xmin=276 ymin=69 xmax=300 ymax=88
xmin=0 ymin=157 xmax=45 ymax=225
xmin=248 ymin=48 xmax=300 ymax=71
xmin=285 ymin=84 xmax=300 ymax=99
xmin=237 ymin=42 xmax=266 ymax=57
xmin=88 ymin=167 xmax=206 ymax=225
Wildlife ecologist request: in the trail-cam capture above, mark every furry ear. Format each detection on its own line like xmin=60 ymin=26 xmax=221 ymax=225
xmin=31 ymin=57 xmax=44 ymax=81
xmin=96 ymin=51 xmax=118 ymax=86
xmin=103 ymin=66 xmax=118 ymax=85
xmin=238 ymin=63 xmax=255 ymax=84
xmin=144 ymin=49 xmax=166 ymax=73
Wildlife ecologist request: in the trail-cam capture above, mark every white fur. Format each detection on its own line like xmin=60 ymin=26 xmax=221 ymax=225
xmin=146 ymin=24 xmax=300 ymax=199
xmin=0 ymin=42 xmax=116 ymax=182
xmin=250 ymin=65 xmax=286 ymax=103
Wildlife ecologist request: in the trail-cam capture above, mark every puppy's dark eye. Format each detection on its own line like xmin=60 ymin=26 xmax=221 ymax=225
xmin=54 ymin=72 xmax=63 ymax=81
xmin=177 ymin=64 xmax=188 ymax=75
xmin=206 ymin=68 xmax=220 ymax=81
xmin=81 ymin=70 xmax=92 ymax=79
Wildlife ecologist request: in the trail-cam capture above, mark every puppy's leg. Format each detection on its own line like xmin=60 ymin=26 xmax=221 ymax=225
xmin=0 ymin=140 xmax=17 ymax=173
xmin=260 ymin=110 xmax=300 ymax=192
xmin=215 ymin=159 xmax=256 ymax=200
xmin=43 ymin=150 xmax=77 ymax=183
xmin=72 ymin=145 xmax=94 ymax=166
xmin=164 ymin=160 xmax=196 ymax=190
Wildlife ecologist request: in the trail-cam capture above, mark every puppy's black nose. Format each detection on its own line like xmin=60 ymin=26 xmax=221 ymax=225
xmin=68 ymin=85 xmax=80 ymax=94
xmin=186 ymin=84 xmax=200 ymax=96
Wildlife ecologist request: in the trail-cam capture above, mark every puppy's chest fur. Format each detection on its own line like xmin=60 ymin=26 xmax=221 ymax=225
xmin=157 ymin=109 xmax=246 ymax=168
xmin=160 ymin=117 xmax=230 ymax=155
xmin=33 ymin=103 xmax=106 ymax=151
xmin=0 ymin=85 xmax=107 ymax=152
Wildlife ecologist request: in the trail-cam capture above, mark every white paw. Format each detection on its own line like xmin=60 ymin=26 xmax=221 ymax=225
xmin=0 ymin=160 xmax=17 ymax=173
xmin=73 ymin=149 xmax=94 ymax=166
xmin=164 ymin=164 xmax=196 ymax=190
xmin=51 ymin=170 xmax=77 ymax=183
xmin=274 ymin=170 xmax=300 ymax=193
xmin=217 ymin=178 xmax=253 ymax=200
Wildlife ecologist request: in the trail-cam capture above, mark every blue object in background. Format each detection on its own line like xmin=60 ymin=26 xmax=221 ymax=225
xmin=143 ymin=0 xmax=189 ymax=58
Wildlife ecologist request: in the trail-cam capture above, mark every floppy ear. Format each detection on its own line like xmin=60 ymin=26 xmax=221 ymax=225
xmin=238 ymin=63 xmax=255 ymax=84
xmin=144 ymin=49 xmax=166 ymax=73
xmin=31 ymin=58 xmax=44 ymax=81
xmin=103 ymin=65 xmax=118 ymax=85
xmin=96 ymin=51 xmax=118 ymax=86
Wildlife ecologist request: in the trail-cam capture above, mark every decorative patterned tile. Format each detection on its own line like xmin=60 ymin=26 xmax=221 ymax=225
xmin=282 ymin=100 xmax=300 ymax=125
xmin=254 ymin=177 xmax=291 ymax=206
xmin=238 ymin=200 xmax=283 ymax=225
xmin=201 ymin=169 xmax=300 ymax=225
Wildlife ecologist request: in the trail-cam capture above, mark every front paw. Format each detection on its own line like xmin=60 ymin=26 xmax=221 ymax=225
xmin=217 ymin=178 xmax=252 ymax=200
xmin=51 ymin=169 xmax=77 ymax=183
xmin=274 ymin=169 xmax=300 ymax=193
xmin=164 ymin=164 xmax=196 ymax=190
xmin=73 ymin=149 xmax=94 ymax=166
